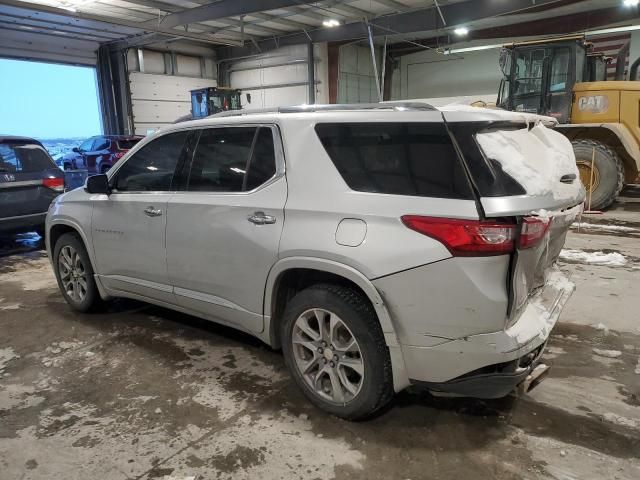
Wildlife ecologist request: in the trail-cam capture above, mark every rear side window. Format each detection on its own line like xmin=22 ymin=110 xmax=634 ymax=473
xmin=188 ymin=127 xmax=256 ymax=192
xmin=186 ymin=126 xmax=277 ymax=192
xmin=245 ymin=128 xmax=277 ymax=191
xmin=117 ymin=139 xmax=141 ymax=150
xmin=93 ymin=137 xmax=110 ymax=150
xmin=315 ymin=123 xmax=473 ymax=199
xmin=0 ymin=143 xmax=55 ymax=173
xmin=114 ymin=131 xmax=188 ymax=192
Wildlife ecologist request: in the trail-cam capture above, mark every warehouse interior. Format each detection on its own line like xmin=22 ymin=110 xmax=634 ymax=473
xmin=1 ymin=1 xmax=640 ymax=479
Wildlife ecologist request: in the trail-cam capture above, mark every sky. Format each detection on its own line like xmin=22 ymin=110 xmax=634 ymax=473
xmin=0 ymin=59 xmax=102 ymax=139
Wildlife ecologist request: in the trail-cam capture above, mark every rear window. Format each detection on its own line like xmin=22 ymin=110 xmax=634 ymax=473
xmin=117 ymin=139 xmax=142 ymax=150
xmin=0 ymin=142 xmax=55 ymax=173
xmin=315 ymin=123 xmax=474 ymax=199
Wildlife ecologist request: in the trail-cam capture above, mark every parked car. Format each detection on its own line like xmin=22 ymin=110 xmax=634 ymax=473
xmin=1 ymin=136 xmax=65 ymax=237
xmin=45 ymin=103 xmax=585 ymax=420
xmin=59 ymin=135 xmax=143 ymax=173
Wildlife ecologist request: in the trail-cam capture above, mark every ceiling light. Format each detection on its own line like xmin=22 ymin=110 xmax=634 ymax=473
xmin=454 ymin=27 xmax=469 ymax=36
xmin=322 ymin=19 xmax=340 ymax=28
xmin=441 ymin=43 xmax=502 ymax=55
xmin=624 ymin=0 xmax=639 ymax=7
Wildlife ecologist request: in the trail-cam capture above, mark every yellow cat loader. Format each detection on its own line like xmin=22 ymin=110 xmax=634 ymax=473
xmin=496 ymin=36 xmax=640 ymax=209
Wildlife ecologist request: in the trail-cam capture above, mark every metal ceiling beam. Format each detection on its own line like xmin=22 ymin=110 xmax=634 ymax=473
xmin=0 ymin=11 xmax=126 ymax=38
xmin=217 ymin=0 xmax=571 ymax=59
xmin=370 ymin=0 xmax=410 ymax=12
xmin=0 ymin=0 xmax=242 ymax=46
xmin=156 ymin=0 xmax=319 ymax=29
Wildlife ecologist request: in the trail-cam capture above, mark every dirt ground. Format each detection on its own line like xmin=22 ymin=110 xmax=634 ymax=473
xmin=1 ymin=188 xmax=639 ymax=480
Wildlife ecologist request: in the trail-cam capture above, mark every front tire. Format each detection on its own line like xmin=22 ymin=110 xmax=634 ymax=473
xmin=572 ymin=139 xmax=624 ymax=210
xmin=280 ymin=284 xmax=393 ymax=420
xmin=53 ymin=233 xmax=103 ymax=312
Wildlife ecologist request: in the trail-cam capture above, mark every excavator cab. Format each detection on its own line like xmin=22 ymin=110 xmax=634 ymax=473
xmin=497 ymin=37 xmax=602 ymax=123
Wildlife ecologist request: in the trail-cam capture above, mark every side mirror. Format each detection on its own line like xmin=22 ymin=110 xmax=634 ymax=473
xmin=85 ymin=174 xmax=110 ymax=194
xmin=72 ymin=147 xmax=80 ymax=153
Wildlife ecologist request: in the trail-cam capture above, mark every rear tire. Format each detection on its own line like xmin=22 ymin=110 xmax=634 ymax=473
xmin=280 ymin=283 xmax=394 ymax=420
xmin=572 ymin=139 xmax=624 ymax=210
xmin=53 ymin=233 xmax=103 ymax=312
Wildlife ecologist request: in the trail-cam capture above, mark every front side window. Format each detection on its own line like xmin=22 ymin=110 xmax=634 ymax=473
xmin=186 ymin=126 xmax=277 ymax=192
xmin=315 ymin=123 xmax=473 ymax=199
xmin=114 ymin=131 xmax=188 ymax=192
xmin=0 ymin=143 xmax=55 ymax=173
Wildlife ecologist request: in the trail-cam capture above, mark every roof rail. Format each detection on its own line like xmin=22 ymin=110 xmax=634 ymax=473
xmin=211 ymin=102 xmax=436 ymax=118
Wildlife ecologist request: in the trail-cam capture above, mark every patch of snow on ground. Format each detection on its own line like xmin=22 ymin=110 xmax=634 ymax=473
xmin=593 ymin=349 xmax=623 ymax=359
xmin=0 ymin=257 xmax=56 ymax=291
xmin=0 ymin=347 xmax=20 ymax=374
xmin=476 ymin=123 xmax=580 ymax=200
xmin=603 ymin=412 xmax=637 ymax=429
xmin=559 ymin=249 xmax=627 ymax=266
xmin=571 ymin=222 xmax=638 ymax=233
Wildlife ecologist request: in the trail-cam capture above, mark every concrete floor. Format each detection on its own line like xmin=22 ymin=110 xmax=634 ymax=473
xmin=1 ymin=189 xmax=639 ymax=480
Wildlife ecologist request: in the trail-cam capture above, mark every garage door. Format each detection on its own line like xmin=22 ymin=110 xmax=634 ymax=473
xmin=128 ymin=49 xmax=217 ymax=135
xmin=229 ymin=44 xmax=327 ymax=110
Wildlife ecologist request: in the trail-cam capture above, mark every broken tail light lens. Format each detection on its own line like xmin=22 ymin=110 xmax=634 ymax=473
xmin=42 ymin=177 xmax=64 ymax=192
xmin=519 ymin=216 xmax=552 ymax=249
xmin=401 ymin=216 xmax=516 ymax=256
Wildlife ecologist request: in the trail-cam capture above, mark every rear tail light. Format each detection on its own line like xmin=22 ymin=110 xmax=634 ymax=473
xmin=113 ymin=152 xmax=126 ymax=159
xmin=42 ymin=177 xmax=64 ymax=192
xmin=401 ymin=215 xmax=552 ymax=256
xmin=519 ymin=216 xmax=552 ymax=249
xmin=401 ymin=216 xmax=516 ymax=256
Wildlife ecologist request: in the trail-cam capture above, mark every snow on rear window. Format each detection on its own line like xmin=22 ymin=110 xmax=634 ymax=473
xmin=475 ymin=123 xmax=581 ymax=200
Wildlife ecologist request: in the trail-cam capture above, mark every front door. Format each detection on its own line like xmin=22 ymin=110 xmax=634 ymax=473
xmin=91 ymin=130 xmax=190 ymax=303
xmin=166 ymin=125 xmax=286 ymax=333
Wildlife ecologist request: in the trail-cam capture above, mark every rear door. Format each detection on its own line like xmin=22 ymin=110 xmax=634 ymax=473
xmin=0 ymin=140 xmax=63 ymax=219
xmin=166 ymin=125 xmax=286 ymax=333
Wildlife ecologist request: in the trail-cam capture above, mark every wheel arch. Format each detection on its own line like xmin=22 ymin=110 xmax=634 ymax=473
xmin=557 ymin=123 xmax=640 ymax=183
xmin=47 ymin=219 xmax=109 ymax=300
xmin=263 ymin=257 xmax=410 ymax=392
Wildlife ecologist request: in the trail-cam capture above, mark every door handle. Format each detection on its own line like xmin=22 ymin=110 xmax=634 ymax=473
xmin=247 ymin=211 xmax=276 ymax=225
xmin=143 ymin=206 xmax=163 ymax=217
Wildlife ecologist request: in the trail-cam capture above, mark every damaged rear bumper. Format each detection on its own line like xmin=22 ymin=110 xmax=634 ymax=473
xmin=402 ymin=267 xmax=574 ymax=398
xmin=412 ymin=344 xmax=549 ymax=398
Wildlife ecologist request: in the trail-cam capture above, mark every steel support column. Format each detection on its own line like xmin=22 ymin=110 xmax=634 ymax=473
xmin=307 ymin=42 xmax=315 ymax=104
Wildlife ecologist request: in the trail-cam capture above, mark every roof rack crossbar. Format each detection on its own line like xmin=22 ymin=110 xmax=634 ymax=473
xmin=211 ymin=102 xmax=436 ymax=118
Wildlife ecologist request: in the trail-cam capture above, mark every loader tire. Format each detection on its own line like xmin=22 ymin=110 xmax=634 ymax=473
xmin=572 ymin=139 xmax=624 ymax=211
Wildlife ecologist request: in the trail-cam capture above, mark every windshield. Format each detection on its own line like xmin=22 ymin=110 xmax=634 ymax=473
xmin=0 ymin=142 xmax=56 ymax=173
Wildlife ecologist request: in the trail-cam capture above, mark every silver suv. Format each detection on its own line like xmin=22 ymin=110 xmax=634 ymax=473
xmin=46 ymin=103 xmax=584 ymax=420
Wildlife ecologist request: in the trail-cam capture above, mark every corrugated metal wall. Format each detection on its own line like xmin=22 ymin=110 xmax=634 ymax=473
xmin=127 ymin=48 xmax=217 ymax=135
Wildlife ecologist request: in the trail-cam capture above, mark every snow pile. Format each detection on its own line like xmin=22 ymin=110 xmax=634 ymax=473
xmin=592 ymin=348 xmax=622 ymax=358
xmin=476 ymin=123 xmax=581 ymax=199
xmin=570 ymin=222 xmax=638 ymax=233
xmin=559 ymin=249 xmax=627 ymax=267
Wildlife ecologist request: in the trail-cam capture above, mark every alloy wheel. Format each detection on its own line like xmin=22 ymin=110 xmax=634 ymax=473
xmin=58 ymin=245 xmax=87 ymax=303
xmin=291 ymin=308 xmax=364 ymax=404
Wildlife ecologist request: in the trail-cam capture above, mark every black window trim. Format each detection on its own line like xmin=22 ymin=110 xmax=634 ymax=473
xmin=107 ymin=124 xmax=285 ymax=195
